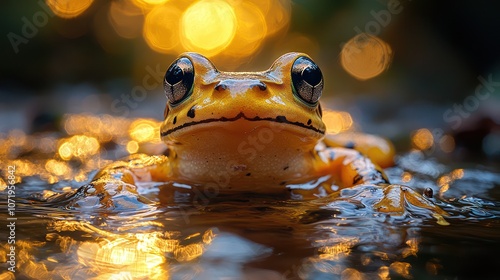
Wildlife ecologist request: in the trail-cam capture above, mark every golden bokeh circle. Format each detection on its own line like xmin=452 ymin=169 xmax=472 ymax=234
xmin=341 ymin=33 xmax=393 ymax=80
xmin=224 ymin=1 xmax=267 ymax=58
xmin=180 ymin=0 xmax=237 ymax=57
xmin=143 ymin=5 xmax=182 ymax=53
xmin=46 ymin=0 xmax=94 ymax=19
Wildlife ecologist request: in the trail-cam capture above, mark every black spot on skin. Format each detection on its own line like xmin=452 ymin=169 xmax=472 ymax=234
xmin=173 ymin=116 xmax=177 ymax=124
xmin=345 ymin=141 xmax=355 ymax=149
xmin=276 ymin=115 xmax=287 ymax=122
xmin=424 ymin=188 xmax=433 ymax=198
xmin=246 ymin=173 xmax=251 ymax=176
xmin=283 ymin=166 xmax=289 ymax=170
xmin=187 ymin=105 xmax=196 ymax=118
xmin=307 ymin=119 xmax=312 ymax=125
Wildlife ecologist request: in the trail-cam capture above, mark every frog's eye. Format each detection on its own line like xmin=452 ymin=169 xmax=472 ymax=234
xmin=164 ymin=57 xmax=194 ymax=106
xmin=291 ymin=56 xmax=323 ymax=106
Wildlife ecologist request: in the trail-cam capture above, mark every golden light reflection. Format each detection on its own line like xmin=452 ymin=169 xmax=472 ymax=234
xmin=402 ymin=238 xmax=419 ymax=258
xmin=41 ymin=221 xmax=218 ymax=279
xmin=389 ymin=262 xmax=412 ymax=279
xmin=436 ymin=169 xmax=464 ymax=198
xmin=451 ymin=168 xmax=464 ymax=180
xmin=181 ymin=0 xmax=237 ymax=57
xmin=143 ymin=4 xmax=182 ymax=53
xmin=128 ymin=119 xmax=161 ymax=143
xmin=131 ymin=0 xmax=171 ymax=10
xmin=58 ymin=135 xmax=100 ymax=160
xmin=439 ymin=134 xmax=455 ymax=153
xmin=108 ymin=1 xmax=144 ymax=39
xmin=378 ymin=266 xmax=390 ymax=280
xmin=437 ymin=175 xmax=451 ymax=187
xmin=411 ymin=128 xmax=434 ymax=150
xmin=45 ymin=159 xmax=71 ymax=177
xmin=174 ymin=243 xmax=204 ymax=262
xmin=9 ymin=159 xmax=40 ymax=180
xmin=8 ymin=129 xmax=27 ymax=147
xmin=103 ymin=0 xmax=293 ymax=60
xmin=322 ymin=110 xmax=354 ymax=134
xmin=439 ymin=184 xmax=449 ymax=196
xmin=42 ymin=0 xmax=291 ymax=61
xmin=263 ymin=0 xmax=291 ymax=36
xmin=223 ymin=1 xmax=267 ymax=59
xmin=126 ymin=140 xmax=140 ymax=154
xmin=319 ymin=243 xmax=353 ymax=261
xmin=341 ymin=33 xmax=393 ymax=80
xmin=340 ymin=268 xmax=365 ymax=280
xmin=317 ymin=237 xmax=358 ymax=262
xmin=401 ymin=172 xmax=412 ymax=183
xmin=63 ymin=114 xmax=130 ymax=142
xmin=46 ymin=0 xmax=94 ymax=18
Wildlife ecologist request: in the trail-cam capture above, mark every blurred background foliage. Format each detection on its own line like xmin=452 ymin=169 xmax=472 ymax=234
xmin=0 ymin=0 xmax=499 ymax=160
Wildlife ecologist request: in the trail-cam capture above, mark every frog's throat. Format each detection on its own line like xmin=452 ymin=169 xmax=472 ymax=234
xmin=160 ymin=112 xmax=325 ymax=137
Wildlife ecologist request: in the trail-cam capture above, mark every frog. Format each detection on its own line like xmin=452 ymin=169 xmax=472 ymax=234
xmin=50 ymin=52 xmax=446 ymax=217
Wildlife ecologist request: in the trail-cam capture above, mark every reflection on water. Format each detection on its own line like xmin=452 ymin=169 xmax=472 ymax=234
xmin=2 ymin=162 xmax=499 ymax=279
xmin=1 ymin=115 xmax=499 ymax=279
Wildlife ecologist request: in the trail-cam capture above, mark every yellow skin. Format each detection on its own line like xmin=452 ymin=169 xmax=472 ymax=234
xmin=83 ymin=53 xmax=446 ymax=216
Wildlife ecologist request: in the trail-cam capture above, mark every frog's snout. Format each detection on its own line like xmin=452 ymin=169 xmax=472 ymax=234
xmin=214 ymin=79 xmax=267 ymax=94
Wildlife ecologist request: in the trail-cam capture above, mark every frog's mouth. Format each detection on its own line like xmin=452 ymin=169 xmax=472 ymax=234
xmin=160 ymin=112 xmax=325 ymax=137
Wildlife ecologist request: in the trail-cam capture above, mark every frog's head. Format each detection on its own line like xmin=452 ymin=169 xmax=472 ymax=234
xmin=160 ymin=52 xmax=326 ymax=159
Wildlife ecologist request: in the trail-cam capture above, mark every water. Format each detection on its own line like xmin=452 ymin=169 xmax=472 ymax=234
xmin=1 ymin=150 xmax=499 ymax=280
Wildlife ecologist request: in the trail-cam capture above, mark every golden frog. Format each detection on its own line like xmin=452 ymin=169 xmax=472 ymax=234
xmin=66 ymin=52 xmax=446 ymax=216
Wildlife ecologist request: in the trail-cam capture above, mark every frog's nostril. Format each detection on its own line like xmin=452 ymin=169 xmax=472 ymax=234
xmin=215 ymin=83 xmax=228 ymax=91
xmin=214 ymin=80 xmax=266 ymax=93
xmin=252 ymin=82 xmax=267 ymax=91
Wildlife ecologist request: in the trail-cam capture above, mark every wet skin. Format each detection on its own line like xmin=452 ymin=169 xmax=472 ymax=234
xmin=74 ymin=53 xmax=446 ymax=216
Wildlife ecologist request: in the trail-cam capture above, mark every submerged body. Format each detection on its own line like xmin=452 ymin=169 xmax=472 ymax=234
xmin=70 ymin=53 xmax=445 ymax=215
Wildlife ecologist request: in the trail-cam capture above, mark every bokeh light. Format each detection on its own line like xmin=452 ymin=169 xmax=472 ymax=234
xmin=126 ymin=140 xmax=140 ymax=154
xmin=108 ymin=1 xmax=144 ymax=39
xmin=45 ymin=159 xmax=71 ymax=176
xmin=411 ymin=128 xmax=434 ymax=150
xmin=439 ymin=134 xmax=455 ymax=153
xmin=143 ymin=4 xmax=182 ymax=53
xmin=139 ymin=0 xmax=291 ymax=59
xmin=341 ymin=33 xmax=393 ymax=80
xmin=131 ymin=0 xmax=170 ymax=10
xmin=46 ymin=0 xmax=94 ymax=19
xmin=322 ymin=110 xmax=354 ymax=134
xmin=223 ymin=1 xmax=267 ymax=59
xmin=58 ymin=135 xmax=100 ymax=160
xmin=128 ymin=119 xmax=161 ymax=143
xmin=263 ymin=0 xmax=291 ymax=36
xmin=44 ymin=0 xmax=292 ymax=61
xmin=180 ymin=0 xmax=237 ymax=57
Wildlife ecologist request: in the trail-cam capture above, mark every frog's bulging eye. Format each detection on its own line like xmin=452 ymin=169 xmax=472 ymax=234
xmin=164 ymin=57 xmax=194 ymax=105
xmin=291 ymin=57 xmax=323 ymax=106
